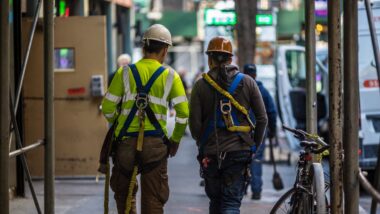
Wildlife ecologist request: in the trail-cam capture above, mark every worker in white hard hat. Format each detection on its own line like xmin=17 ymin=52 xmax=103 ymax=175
xmin=101 ymin=24 xmax=188 ymax=214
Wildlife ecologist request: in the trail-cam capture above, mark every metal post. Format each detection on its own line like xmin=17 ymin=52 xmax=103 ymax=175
xmin=343 ymin=0 xmax=359 ymax=213
xmin=106 ymin=2 xmax=114 ymax=75
xmin=123 ymin=7 xmax=133 ymax=57
xmin=0 ymin=0 xmax=10 ymax=212
xmin=44 ymin=0 xmax=55 ymax=213
xmin=364 ymin=0 xmax=380 ymax=212
xmin=365 ymin=0 xmax=380 ymax=83
xmin=305 ymin=0 xmax=317 ymax=135
xmin=328 ymin=0 xmax=344 ymax=212
xmin=13 ymin=0 xmax=26 ymax=197
xmin=15 ymin=0 xmax=42 ymax=112
xmin=9 ymin=96 xmax=42 ymax=214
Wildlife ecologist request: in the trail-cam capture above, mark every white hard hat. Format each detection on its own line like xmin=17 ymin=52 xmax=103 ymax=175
xmin=142 ymin=24 xmax=172 ymax=46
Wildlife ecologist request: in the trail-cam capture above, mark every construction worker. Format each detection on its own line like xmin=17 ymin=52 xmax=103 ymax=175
xmin=101 ymin=24 xmax=189 ymax=214
xmin=243 ymin=64 xmax=277 ymax=200
xmin=189 ymin=37 xmax=268 ymax=213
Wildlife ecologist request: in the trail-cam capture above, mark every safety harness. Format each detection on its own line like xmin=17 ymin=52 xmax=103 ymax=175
xmin=199 ymin=72 xmax=255 ymax=157
xmin=103 ymin=64 xmax=170 ymax=214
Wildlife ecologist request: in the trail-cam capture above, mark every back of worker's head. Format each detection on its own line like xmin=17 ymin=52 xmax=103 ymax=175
xmin=243 ymin=64 xmax=257 ymax=79
xmin=206 ymin=37 xmax=233 ymax=69
xmin=142 ymin=24 xmax=172 ymax=60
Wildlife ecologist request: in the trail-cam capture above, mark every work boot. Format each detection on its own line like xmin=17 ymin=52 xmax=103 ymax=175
xmin=251 ymin=192 xmax=261 ymax=200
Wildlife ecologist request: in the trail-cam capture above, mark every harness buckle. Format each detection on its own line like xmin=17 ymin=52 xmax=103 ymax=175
xmin=220 ymin=100 xmax=232 ymax=114
xmin=135 ymin=93 xmax=149 ymax=110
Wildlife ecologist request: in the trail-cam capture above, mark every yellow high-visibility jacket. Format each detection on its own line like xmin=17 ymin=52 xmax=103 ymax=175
xmin=101 ymin=58 xmax=189 ymax=143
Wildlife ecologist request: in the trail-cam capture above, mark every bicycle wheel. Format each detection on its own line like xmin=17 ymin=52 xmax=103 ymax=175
xmin=312 ymin=163 xmax=327 ymax=214
xmin=270 ymin=188 xmax=300 ymax=214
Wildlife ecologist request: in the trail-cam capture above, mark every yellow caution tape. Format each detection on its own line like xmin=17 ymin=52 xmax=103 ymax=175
xmin=203 ymin=73 xmax=256 ymax=130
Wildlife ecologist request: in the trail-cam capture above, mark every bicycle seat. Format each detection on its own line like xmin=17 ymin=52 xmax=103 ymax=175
xmin=300 ymin=140 xmax=319 ymax=149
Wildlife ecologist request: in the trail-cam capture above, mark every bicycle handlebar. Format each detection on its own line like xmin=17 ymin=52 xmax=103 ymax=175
xmin=282 ymin=124 xmax=329 ymax=148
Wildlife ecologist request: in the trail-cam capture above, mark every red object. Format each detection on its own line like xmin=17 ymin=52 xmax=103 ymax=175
xmin=202 ymin=157 xmax=211 ymax=168
xmin=65 ymin=8 xmax=70 ymax=17
xmin=363 ymin=79 xmax=380 ymax=88
xmin=67 ymin=87 xmax=86 ymax=95
xmin=305 ymin=154 xmax=313 ymax=161
xmin=358 ymin=149 xmax=362 ymax=156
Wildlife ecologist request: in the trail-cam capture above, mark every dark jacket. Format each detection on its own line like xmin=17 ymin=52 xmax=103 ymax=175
xmin=256 ymin=81 xmax=277 ymax=133
xmin=189 ymin=66 xmax=268 ymax=155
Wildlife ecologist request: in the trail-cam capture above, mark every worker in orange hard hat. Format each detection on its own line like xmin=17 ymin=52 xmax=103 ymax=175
xmin=189 ymin=36 xmax=268 ymax=213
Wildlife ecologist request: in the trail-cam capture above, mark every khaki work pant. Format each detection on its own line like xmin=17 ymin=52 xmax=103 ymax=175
xmin=110 ymin=137 xmax=169 ymax=214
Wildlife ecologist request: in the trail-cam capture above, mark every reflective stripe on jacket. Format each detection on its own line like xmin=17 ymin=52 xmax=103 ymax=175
xmin=101 ymin=58 xmax=189 ymax=143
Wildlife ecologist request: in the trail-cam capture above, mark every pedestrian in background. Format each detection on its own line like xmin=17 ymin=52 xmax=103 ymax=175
xmin=189 ymin=37 xmax=268 ymax=213
xmin=108 ymin=53 xmax=132 ymax=86
xmin=243 ymin=64 xmax=277 ymax=200
xmin=102 ymin=24 xmax=189 ymax=214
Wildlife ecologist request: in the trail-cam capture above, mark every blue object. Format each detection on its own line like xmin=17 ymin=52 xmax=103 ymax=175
xmin=203 ymin=154 xmax=249 ymax=213
xmin=199 ymin=73 xmax=245 ymax=154
xmin=250 ymin=142 xmax=265 ymax=194
xmin=250 ymin=80 xmax=277 ymax=195
xmin=117 ymin=64 xmax=166 ymax=140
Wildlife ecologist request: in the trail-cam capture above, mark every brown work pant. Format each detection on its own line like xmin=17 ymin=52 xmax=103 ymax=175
xmin=110 ymin=137 xmax=169 ymax=214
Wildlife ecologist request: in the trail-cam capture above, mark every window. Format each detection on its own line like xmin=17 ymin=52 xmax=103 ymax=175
xmin=54 ymin=48 xmax=75 ymax=72
xmin=286 ymin=50 xmax=325 ymax=92
xmin=286 ymin=50 xmax=307 ymax=88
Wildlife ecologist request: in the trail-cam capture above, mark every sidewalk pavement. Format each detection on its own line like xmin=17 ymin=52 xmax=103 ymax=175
xmin=9 ymin=118 xmax=380 ymax=213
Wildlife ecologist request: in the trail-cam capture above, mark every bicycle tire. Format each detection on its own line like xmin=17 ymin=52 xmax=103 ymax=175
xmin=312 ymin=163 xmax=327 ymax=214
xmin=270 ymin=188 xmax=297 ymax=214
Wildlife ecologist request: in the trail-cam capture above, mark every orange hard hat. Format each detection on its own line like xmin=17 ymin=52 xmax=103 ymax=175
xmin=206 ymin=37 xmax=233 ymax=56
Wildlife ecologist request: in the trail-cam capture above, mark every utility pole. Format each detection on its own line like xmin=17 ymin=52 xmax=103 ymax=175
xmin=328 ymin=0 xmax=344 ymax=212
xmin=44 ymin=0 xmax=55 ymax=213
xmin=0 ymin=0 xmax=10 ymax=213
xmin=343 ymin=0 xmax=360 ymax=212
xmin=235 ymin=0 xmax=256 ymax=68
xmin=305 ymin=0 xmax=317 ymax=135
xmin=364 ymin=0 xmax=380 ymax=212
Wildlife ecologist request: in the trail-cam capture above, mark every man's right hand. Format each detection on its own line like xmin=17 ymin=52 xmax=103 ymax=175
xmin=169 ymin=140 xmax=179 ymax=157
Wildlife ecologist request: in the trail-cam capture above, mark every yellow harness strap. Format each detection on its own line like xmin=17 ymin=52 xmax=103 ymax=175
xmin=202 ymin=73 xmax=256 ymax=130
xmin=125 ymin=110 xmax=145 ymax=214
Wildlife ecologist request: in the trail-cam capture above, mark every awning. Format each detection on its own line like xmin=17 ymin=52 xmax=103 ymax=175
xmin=156 ymin=11 xmax=198 ymax=37
xmin=277 ymin=10 xmax=302 ymax=37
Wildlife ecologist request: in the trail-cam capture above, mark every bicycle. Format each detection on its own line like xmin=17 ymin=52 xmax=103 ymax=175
xmin=270 ymin=125 xmax=330 ymax=214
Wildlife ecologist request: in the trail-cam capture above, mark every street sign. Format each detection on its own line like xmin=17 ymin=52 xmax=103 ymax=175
xmin=256 ymin=14 xmax=273 ymax=26
xmin=204 ymin=9 xmax=236 ymax=26
xmin=204 ymin=9 xmax=273 ymax=26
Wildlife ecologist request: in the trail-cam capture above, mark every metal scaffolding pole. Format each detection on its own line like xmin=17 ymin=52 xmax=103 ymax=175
xmin=0 ymin=0 xmax=10 ymax=213
xmin=364 ymin=0 xmax=380 ymax=213
xmin=44 ymin=0 xmax=55 ymax=213
xmin=343 ymin=0 xmax=360 ymax=212
xmin=305 ymin=0 xmax=317 ymax=135
xmin=328 ymin=0 xmax=344 ymax=212
xmin=13 ymin=0 xmax=26 ymax=197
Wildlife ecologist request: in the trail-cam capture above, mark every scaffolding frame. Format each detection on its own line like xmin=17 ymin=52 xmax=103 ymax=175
xmin=0 ymin=0 xmax=55 ymax=213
